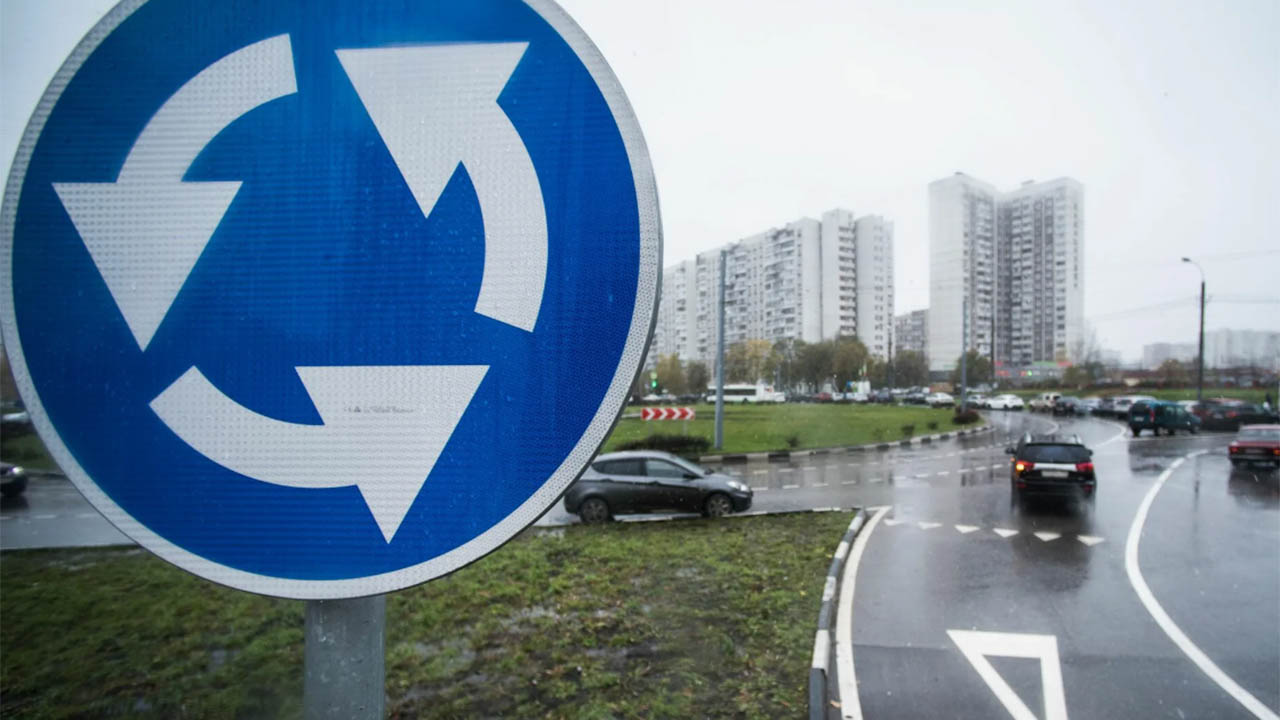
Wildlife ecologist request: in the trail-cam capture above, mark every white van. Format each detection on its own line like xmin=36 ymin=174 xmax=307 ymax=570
xmin=705 ymin=384 xmax=786 ymax=403
xmin=1029 ymin=393 xmax=1062 ymax=412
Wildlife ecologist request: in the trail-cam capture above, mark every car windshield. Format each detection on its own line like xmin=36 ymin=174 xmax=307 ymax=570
xmin=1020 ymin=445 xmax=1092 ymax=463
xmin=1238 ymin=429 xmax=1280 ymax=442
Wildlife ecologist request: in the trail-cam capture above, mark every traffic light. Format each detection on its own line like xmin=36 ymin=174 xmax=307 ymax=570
xmin=650 ymin=370 xmax=658 ymax=390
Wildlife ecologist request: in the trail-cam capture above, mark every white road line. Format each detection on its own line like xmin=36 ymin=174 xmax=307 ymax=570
xmin=1097 ymin=423 xmax=1130 ymax=448
xmin=1125 ymin=451 xmax=1278 ymax=720
xmin=779 ymin=468 xmax=794 ymax=473
xmin=33 ymin=514 xmax=57 ymax=520
xmin=76 ymin=512 xmax=100 ymax=519
xmin=842 ymin=479 xmax=858 ymax=485
xmin=914 ymin=473 xmax=931 ymax=479
xmin=814 ymin=482 xmax=829 ymax=488
xmin=936 ymin=471 xmax=950 ymax=476
xmin=751 ymin=487 xmax=769 ymax=492
xmin=958 ymin=468 xmax=971 ymax=474
xmin=847 ymin=463 xmax=859 ymax=468
xmin=752 ymin=469 xmax=769 ymax=475
xmin=990 ymin=463 xmax=1003 ymax=470
xmin=868 ymin=477 xmax=883 ymax=483
xmin=1033 ymin=531 xmax=1061 ymax=542
xmin=1077 ymin=535 xmax=1105 ymax=546
xmin=836 ymin=506 xmax=891 ymax=720
xmin=993 ymin=528 xmax=1018 ymax=538
xmin=955 ymin=524 xmax=979 ymax=534
xmin=805 ymin=467 xmax=818 ymax=473
xmin=782 ymin=484 xmax=800 ymax=489
xmin=918 ymin=521 xmax=941 ymax=530
xmin=882 ymin=517 xmax=904 ymax=526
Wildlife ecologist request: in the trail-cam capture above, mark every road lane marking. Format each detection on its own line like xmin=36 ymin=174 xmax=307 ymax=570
xmin=914 ymin=473 xmax=931 ymax=479
xmin=33 ymin=514 xmax=57 ymax=520
xmin=752 ymin=470 xmax=768 ymax=475
xmin=958 ymin=468 xmax=971 ymax=474
xmin=948 ymin=630 xmax=1068 ymax=720
xmin=882 ymin=518 xmax=904 ymax=526
xmin=1125 ymin=451 xmax=1278 ymax=720
xmin=989 ymin=463 xmax=1003 ymax=469
xmin=868 ymin=477 xmax=883 ymax=483
xmin=842 ymin=479 xmax=858 ymax=485
xmin=1033 ymin=531 xmax=1061 ymax=542
xmin=993 ymin=528 xmax=1018 ymax=538
xmin=917 ymin=521 xmax=941 ymax=530
xmin=955 ymin=524 xmax=979 ymax=534
xmin=814 ymin=482 xmax=829 ymax=488
xmin=751 ymin=487 xmax=769 ymax=492
xmin=936 ymin=471 xmax=949 ymax=476
xmin=782 ymin=484 xmax=800 ymax=489
xmin=835 ymin=505 xmax=891 ymax=720
xmin=804 ymin=467 xmax=818 ymax=473
xmin=1077 ymin=535 xmax=1104 ymax=546
xmin=847 ymin=463 xmax=859 ymax=468
xmin=779 ymin=468 xmax=794 ymax=473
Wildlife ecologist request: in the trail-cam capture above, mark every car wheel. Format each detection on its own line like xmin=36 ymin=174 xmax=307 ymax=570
xmin=1230 ymin=459 xmax=1243 ymax=468
xmin=703 ymin=493 xmax=733 ymax=518
xmin=578 ymin=497 xmax=611 ymax=524
xmin=1130 ymin=426 xmax=1141 ymax=437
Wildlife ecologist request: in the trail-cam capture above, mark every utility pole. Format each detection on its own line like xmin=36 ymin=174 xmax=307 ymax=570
xmin=960 ymin=295 xmax=968 ymax=409
xmin=1182 ymin=258 xmax=1205 ymax=403
xmin=715 ymin=249 xmax=726 ymax=449
xmin=887 ymin=332 xmax=894 ymax=390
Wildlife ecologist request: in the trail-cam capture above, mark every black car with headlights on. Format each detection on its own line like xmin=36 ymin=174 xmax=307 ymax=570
xmin=564 ymin=450 xmax=753 ymax=523
xmin=1005 ymin=433 xmax=1096 ymax=504
xmin=1 ymin=462 xmax=28 ymax=498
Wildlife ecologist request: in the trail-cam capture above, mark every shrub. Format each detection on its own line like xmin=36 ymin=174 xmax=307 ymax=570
xmin=616 ymin=434 xmax=711 ymax=457
xmin=927 ymin=421 xmax=939 ymax=431
xmin=900 ymin=424 xmax=915 ymax=438
xmin=785 ymin=434 xmax=801 ymax=449
xmin=953 ymin=408 xmax=981 ymax=425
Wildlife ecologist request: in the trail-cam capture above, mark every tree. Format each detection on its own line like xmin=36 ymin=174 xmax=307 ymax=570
xmin=866 ymin=357 xmax=890 ymax=388
xmin=796 ymin=341 xmax=835 ymax=389
xmin=892 ymin=350 xmax=928 ymax=387
xmin=723 ymin=339 xmax=775 ymax=383
xmin=655 ymin=353 xmax=686 ymax=395
xmin=723 ymin=342 xmax=750 ymax=383
xmin=686 ymin=361 xmax=710 ymax=395
xmin=831 ymin=337 xmax=870 ymax=391
xmin=1157 ymin=358 xmax=1188 ymax=386
xmin=950 ymin=349 xmax=992 ymax=388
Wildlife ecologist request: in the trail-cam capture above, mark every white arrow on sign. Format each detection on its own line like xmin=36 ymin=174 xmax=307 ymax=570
xmin=151 ymin=365 xmax=487 ymax=543
xmin=336 ymin=42 xmax=548 ymax=333
xmin=50 ymin=36 xmax=541 ymax=543
xmin=54 ymin=34 xmax=297 ymax=351
xmin=947 ymin=630 xmax=1068 ymax=720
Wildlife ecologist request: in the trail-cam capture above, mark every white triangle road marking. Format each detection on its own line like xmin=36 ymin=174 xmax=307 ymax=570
xmin=883 ymin=518 xmax=904 ymax=526
xmin=1077 ymin=535 xmax=1105 ymax=546
xmin=1034 ymin=531 xmax=1061 ymax=542
xmin=918 ymin=521 xmax=942 ymax=530
xmin=993 ymin=528 xmax=1019 ymax=538
xmin=955 ymin=524 xmax=980 ymax=534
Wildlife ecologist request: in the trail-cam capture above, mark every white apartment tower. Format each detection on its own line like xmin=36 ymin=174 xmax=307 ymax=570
xmin=928 ymin=172 xmax=1084 ymax=374
xmin=928 ymin=173 xmax=997 ymax=373
xmin=647 ymin=209 xmax=895 ymax=370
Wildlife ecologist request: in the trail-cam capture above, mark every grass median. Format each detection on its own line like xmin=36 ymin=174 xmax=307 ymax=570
xmin=607 ymin=402 xmax=978 ymax=455
xmin=1 ymin=511 xmax=852 ymax=719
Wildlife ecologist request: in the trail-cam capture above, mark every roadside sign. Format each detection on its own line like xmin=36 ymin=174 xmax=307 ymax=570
xmin=641 ymin=407 xmax=695 ymax=421
xmin=1 ymin=0 xmax=660 ymax=598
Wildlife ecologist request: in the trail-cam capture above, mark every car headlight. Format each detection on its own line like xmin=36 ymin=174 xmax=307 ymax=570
xmin=727 ymin=480 xmax=748 ymax=492
xmin=6 ymin=466 xmax=23 ymax=476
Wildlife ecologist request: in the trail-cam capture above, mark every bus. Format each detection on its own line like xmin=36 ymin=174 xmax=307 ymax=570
xmin=704 ymin=384 xmax=786 ymax=403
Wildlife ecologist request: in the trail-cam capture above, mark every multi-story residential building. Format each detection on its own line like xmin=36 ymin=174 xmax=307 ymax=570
xmin=1205 ymin=329 xmax=1279 ymax=369
xmin=894 ymin=309 xmax=928 ymax=355
xmin=1143 ymin=342 xmax=1197 ymax=369
xmin=928 ymin=172 xmax=1084 ymax=374
xmin=928 ymin=173 xmax=997 ymax=373
xmin=647 ymin=208 xmax=895 ymax=371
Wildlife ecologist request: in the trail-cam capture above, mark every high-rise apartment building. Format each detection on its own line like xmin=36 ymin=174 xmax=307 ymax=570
xmin=646 ymin=209 xmax=895 ymax=372
xmin=928 ymin=172 xmax=1084 ymax=374
xmin=894 ymin=309 xmax=928 ymax=355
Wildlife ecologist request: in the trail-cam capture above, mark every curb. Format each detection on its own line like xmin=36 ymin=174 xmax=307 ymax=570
xmin=698 ymin=421 xmax=993 ymax=464
xmin=809 ymin=507 xmax=868 ymax=720
xmin=534 ymin=505 xmax=857 ymax=529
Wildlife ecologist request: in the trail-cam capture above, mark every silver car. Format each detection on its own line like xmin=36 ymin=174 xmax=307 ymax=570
xmin=564 ymin=450 xmax=753 ymax=522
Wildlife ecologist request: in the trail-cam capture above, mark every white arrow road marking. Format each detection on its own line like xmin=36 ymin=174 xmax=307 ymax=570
xmin=1033 ymin=531 xmax=1061 ymax=542
xmin=151 ymin=365 xmax=488 ymax=543
xmin=1077 ymin=535 xmax=1105 ymax=547
xmin=993 ymin=527 xmax=1019 ymax=538
xmin=955 ymin=524 xmax=980 ymax=534
xmin=54 ymin=34 xmax=297 ymax=351
xmin=947 ymin=630 xmax=1068 ymax=720
xmin=337 ymin=42 xmax=547 ymax=333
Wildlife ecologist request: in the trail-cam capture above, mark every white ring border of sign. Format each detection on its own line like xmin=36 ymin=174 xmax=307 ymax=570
xmin=0 ymin=0 xmax=662 ymax=599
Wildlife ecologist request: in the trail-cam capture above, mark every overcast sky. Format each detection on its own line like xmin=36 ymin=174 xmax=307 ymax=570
xmin=4 ymin=0 xmax=1277 ymax=363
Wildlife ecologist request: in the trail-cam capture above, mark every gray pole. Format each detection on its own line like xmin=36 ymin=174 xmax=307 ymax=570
xmin=715 ymin=249 xmax=726 ymax=450
xmin=1182 ymin=258 xmax=1206 ymax=404
xmin=960 ymin=295 xmax=968 ymax=409
xmin=1196 ymin=279 xmax=1205 ymax=403
xmin=305 ymin=596 xmax=386 ymax=719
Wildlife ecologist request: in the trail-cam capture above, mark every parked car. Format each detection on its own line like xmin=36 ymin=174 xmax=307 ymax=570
xmin=1052 ymin=397 xmax=1088 ymax=416
xmin=1029 ymin=393 xmax=1062 ymax=412
xmin=1111 ymin=395 xmax=1156 ymax=420
xmin=903 ymin=391 xmax=928 ymax=405
xmin=1 ymin=462 xmax=28 ymax=498
xmin=1080 ymin=397 xmax=1103 ymax=414
xmin=1005 ymin=433 xmax=1096 ymax=503
xmin=870 ymin=389 xmax=894 ymax=404
xmin=1129 ymin=400 xmax=1200 ymax=436
xmin=564 ymin=451 xmax=753 ymax=522
xmin=926 ymin=392 xmax=955 ymax=408
xmin=1228 ymin=425 xmax=1280 ymax=468
xmin=1200 ymin=402 xmax=1279 ymax=432
xmin=1093 ymin=397 xmax=1116 ymax=417
xmin=986 ymin=394 xmax=1025 ymax=411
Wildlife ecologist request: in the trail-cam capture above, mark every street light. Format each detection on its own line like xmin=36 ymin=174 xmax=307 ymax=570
xmin=1181 ymin=257 xmax=1205 ymax=403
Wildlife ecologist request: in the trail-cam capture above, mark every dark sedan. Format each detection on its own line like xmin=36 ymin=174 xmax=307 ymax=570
xmin=564 ymin=451 xmax=753 ymax=522
xmin=1201 ymin=402 xmax=1279 ymax=432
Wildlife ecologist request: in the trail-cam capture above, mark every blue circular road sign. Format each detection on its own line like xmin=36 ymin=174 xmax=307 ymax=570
xmin=1 ymin=0 xmax=660 ymax=598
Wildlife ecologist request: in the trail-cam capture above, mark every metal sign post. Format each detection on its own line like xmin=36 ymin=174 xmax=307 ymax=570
xmin=304 ymin=596 xmax=386 ymax=719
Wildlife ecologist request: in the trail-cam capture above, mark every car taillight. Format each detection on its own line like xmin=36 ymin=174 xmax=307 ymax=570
xmin=1075 ymin=462 xmax=1094 ymax=472
xmin=1226 ymin=411 xmax=1238 ymax=418
xmin=1150 ymin=409 xmax=1155 ymax=422
xmin=1273 ymin=448 xmax=1280 ymax=456
xmin=1015 ymin=461 xmax=1033 ymax=472
xmin=1229 ymin=446 xmax=1239 ymax=453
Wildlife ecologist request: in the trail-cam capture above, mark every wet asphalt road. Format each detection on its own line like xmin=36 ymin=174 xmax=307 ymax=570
xmin=4 ymin=412 xmax=1277 ymax=720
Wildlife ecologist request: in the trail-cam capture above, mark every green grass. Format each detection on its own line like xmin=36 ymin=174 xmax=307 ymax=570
xmin=1 ymin=512 xmax=853 ymax=719
xmin=1005 ymin=387 xmax=1269 ymax=404
xmin=608 ymin=403 xmax=976 ymax=454
xmin=0 ymin=432 xmax=57 ymax=471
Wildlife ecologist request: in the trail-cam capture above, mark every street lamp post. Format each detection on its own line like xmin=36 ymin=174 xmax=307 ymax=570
xmin=1181 ymin=257 xmax=1205 ymax=403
